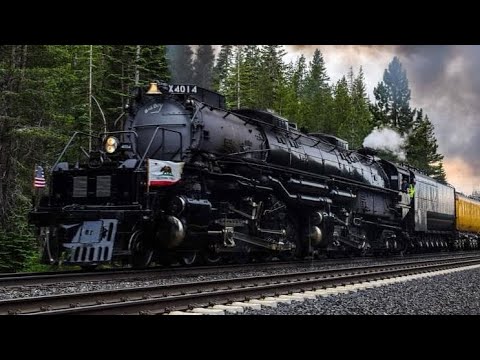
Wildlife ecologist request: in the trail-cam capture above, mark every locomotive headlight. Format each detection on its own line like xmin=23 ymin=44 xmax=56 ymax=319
xmin=104 ymin=137 xmax=119 ymax=154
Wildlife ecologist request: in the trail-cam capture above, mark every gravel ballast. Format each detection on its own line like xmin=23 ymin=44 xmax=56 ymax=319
xmin=239 ymin=267 xmax=480 ymax=315
xmin=0 ymin=259 xmax=380 ymax=300
xmin=1 ymin=253 xmax=478 ymax=303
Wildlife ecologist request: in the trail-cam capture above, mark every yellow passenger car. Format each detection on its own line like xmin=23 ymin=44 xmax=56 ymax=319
xmin=455 ymin=193 xmax=480 ymax=233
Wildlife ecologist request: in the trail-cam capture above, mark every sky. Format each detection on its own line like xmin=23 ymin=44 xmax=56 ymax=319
xmin=281 ymin=45 xmax=480 ymax=195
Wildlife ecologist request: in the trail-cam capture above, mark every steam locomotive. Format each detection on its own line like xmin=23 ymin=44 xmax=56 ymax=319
xmin=28 ymin=82 xmax=480 ymax=269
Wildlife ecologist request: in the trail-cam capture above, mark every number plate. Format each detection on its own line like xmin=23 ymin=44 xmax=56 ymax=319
xmin=168 ymin=85 xmax=198 ymax=94
xmin=78 ymin=221 xmax=103 ymax=244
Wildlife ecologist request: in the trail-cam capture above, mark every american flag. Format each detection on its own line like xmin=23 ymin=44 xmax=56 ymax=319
xmin=34 ymin=165 xmax=46 ymax=188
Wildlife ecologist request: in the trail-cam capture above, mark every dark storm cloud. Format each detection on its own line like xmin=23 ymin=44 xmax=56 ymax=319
xmin=392 ymin=46 xmax=480 ymax=175
xmin=393 ymin=45 xmax=454 ymax=91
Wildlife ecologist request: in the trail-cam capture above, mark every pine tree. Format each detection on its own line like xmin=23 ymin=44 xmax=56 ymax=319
xmin=302 ymin=49 xmax=333 ymax=133
xmin=407 ymin=109 xmax=447 ymax=183
xmin=274 ymin=61 xmax=293 ymax=117
xmin=432 ymin=161 xmax=447 ymax=184
xmin=137 ymin=45 xmax=170 ymax=85
xmin=407 ymin=109 xmax=427 ymax=169
xmin=371 ymin=56 xmax=414 ymax=135
xmin=193 ymin=45 xmax=215 ymax=89
xmin=280 ymin=56 xmax=307 ymax=125
xmin=100 ymin=45 xmax=145 ymax=125
xmin=370 ymin=82 xmax=389 ymax=128
xmin=223 ymin=45 xmax=244 ymax=108
xmin=332 ymin=76 xmax=352 ymax=139
xmin=0 ymin=45 xmax=81 ymax=271
xmin=223 ymin=45 xmax=263 ymax=109
xmin=212 ymin=45 xmax=232 ymax=91
xmin=303 ymin=49 xmax=330 ymax=96
xmin=98 ymin=45 xmax=170 ymax=128
xmin=238 ymin=45 xmax=262 ymax=108
xmin=350 ymin=66 xmax=373 ymax=148
xmin=292 ymin=55 xmax=307 ymax=98
xmin=256 ymin=45 xmax=287 ymax=110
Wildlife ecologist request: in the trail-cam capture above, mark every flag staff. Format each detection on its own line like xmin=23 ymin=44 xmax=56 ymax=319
xmin=33 ymin=165 xmax=46 ymax=208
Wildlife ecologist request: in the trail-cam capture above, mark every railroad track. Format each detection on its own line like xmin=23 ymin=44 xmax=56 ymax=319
xmin=1 ymin=251 xmax=478 ymax=288
xmin=0 ymin=258 xmax=352 ymax=287
xmin=2 ymin=254 xmax=480 ymax=315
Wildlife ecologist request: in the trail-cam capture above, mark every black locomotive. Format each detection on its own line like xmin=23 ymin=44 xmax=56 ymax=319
xmin=29 ymin=81 xmax=464 ymax=269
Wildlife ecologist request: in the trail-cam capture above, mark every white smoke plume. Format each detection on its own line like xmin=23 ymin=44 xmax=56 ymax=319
xmin=362 ymin=127 xmax=407 ymax=161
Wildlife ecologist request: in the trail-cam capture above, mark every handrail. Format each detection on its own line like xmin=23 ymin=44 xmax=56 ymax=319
xmin=51 ymin=132 xmax=101 ymax=174
xmin=51 ymin=126 xmax=184 ymax=174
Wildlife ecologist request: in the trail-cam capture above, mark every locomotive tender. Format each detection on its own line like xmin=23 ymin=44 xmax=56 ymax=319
xmin=29 ymin=82 xmax=480 ymax=268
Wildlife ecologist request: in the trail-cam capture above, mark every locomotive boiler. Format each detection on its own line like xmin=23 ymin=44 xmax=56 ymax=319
xmin=28 ymin=81 xmax=472 ymax=269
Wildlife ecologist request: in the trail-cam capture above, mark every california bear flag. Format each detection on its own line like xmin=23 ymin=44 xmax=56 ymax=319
xmin=148 ymin=159 xmax=185 ymax=187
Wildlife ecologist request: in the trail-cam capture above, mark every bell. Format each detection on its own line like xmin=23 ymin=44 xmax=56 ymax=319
xmin=146 ymin=82 xmax=162 ymax=95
